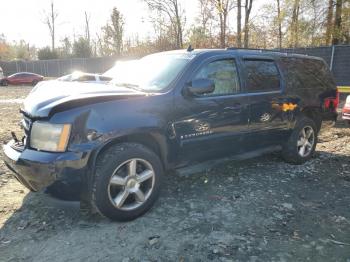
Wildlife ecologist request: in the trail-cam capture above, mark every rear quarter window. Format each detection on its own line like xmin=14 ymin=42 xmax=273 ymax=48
xmin=278 ymin=57 xmax=335 ymax=90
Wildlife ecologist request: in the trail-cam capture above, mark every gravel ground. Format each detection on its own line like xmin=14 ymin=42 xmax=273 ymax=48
xmin=0 ymin=86 xmax=350 ymax=262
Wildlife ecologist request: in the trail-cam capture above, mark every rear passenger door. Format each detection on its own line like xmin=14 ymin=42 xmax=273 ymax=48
xmin=242 ymin=58 xmax=290 ymax=147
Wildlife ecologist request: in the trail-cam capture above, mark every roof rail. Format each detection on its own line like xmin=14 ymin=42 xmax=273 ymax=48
xmin=226 ymin=47 xmax=280 ymax=52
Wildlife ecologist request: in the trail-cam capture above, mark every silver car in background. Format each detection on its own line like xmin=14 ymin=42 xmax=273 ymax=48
xmin=58 ymin=71 xmax=112 ymax=84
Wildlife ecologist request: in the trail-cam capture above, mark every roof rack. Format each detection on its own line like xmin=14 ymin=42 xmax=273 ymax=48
xmin=226 ymin=47 xmax=311 ymax=57
xmin=226 ymin=47 xmax=279 ymax=52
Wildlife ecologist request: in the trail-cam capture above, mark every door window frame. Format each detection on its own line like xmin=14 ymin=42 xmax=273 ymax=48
xmin=183 ymin=55 xmax=244 ymax=99
xmin=241 ymin=56 xmax=284 ymax=95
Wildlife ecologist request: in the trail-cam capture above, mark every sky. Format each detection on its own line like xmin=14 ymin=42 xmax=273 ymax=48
xmin=0 ymin=0 xmax=267 ymax=48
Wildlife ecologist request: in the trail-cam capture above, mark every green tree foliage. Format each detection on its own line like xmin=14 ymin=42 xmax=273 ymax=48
xmin=72 ymin=37 xmax=92 ymax=58
xmin=0 ymin=35 xmax=13 ymax=61
xmin=58 ymin=37 xmax=72 ymax=58
xmin=98 ymin=7 xmax=124 ymax=56
xmin=0 ymin=38 xmax=36 ymax=61
xmin=37 ymin=47 xmax=58 ymax=60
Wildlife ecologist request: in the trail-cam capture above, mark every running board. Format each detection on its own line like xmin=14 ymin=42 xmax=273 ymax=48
xmin=175 ymin=145 xmax=281 ymax=177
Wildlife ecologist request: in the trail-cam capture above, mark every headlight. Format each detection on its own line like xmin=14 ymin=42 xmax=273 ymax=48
xmin=30 ymin=122 xmax=71 ymax=152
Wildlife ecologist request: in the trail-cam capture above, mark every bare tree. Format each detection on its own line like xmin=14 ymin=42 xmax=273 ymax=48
xmin=325 ymin=0 xmax=334 ymax=45
xmin=237 ymin=0 xmax=242 ymax=47
xmin=243 ymin=0 xmax=253 ymax=48
xmin=333 ymin=0 xmax=343 ymax=44
xmin=144 ymin=0 xmax=185 ymax=49
xmin=84 ymin=11 xmax=91 ymax=45
xmin=210 ymin=0 xmax=234 ymax=48
xmin=290 ymin=0 xmax=300 ymax=47
xmin=189 ymin=0 xmax=215 ymax=48
xmin=276 ymin=0 xmax=282 ymax=48
xmin=43 ymin=1 xmax=59 ymax=51
xmin=199 ymin=0 xmax=215 ymax=29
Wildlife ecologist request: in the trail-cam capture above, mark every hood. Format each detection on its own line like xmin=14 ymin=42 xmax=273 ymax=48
xmin=23 ymin=80 xmax=144 ymax=118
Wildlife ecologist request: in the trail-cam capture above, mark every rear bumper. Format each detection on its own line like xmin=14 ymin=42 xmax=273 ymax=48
xmin=343 ymin=113 xmax=350 ymax=120
xmin=342 ymin=109 xmax=350 ymax=120
xmin=3 ymin=140 xmax=88 ymax=191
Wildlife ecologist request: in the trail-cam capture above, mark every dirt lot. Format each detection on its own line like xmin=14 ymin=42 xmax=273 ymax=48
xmin=0 ymin=86 xmax=349 ymax=262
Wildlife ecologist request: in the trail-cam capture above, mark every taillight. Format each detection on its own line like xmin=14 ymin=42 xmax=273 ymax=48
xmin=324 ymin=89 xmax=339 ymax=111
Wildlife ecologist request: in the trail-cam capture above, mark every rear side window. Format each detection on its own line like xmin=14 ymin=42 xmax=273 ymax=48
xmin=243 ymin=60 xmax=281 ymax=92
xmin=194 ymin=59 xmax=240 ymax=95
xmin=279 ymin=57 xmax=335 ymax=90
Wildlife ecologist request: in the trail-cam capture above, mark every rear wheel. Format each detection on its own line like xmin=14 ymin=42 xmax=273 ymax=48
xmin=92 ymin=143 xmax=163 ymax=221
xmin=282 ymin=117 xmax=317 ymax=164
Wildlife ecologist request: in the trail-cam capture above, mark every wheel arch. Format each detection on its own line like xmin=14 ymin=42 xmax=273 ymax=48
xmin=300 ymin=106 xmax=322 ymax=132
xmin=90 ymin=132 xmax=169 ymax=172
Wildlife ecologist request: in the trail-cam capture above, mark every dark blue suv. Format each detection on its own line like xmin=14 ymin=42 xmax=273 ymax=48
xmin=3 ymin=48 xmax=338 ymax=221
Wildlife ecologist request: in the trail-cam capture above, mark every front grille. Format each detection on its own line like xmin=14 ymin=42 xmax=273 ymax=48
xmin=22 ymin=115 xmax=32 ymax=136
xmin=17 ymin=113 xmax=33 ymax=149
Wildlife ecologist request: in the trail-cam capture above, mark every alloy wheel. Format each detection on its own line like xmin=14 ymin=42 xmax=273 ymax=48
xmin=297 ymin=126 xmax=315 ymax=157
xmin=108 ymin=158 xmax=155 ymax=211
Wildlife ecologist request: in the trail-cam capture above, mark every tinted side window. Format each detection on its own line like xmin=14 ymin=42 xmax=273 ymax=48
xmin=279 ymin=57 xmax=335 ymax=90
xmin=243 ymin=60 xmax=280 ymax=92
xmin=194 ymin=59 xmax=240 ymax=95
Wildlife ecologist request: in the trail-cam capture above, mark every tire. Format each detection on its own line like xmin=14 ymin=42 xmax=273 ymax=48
xmin=92 ymin=143 xmax=163 ymax=221
xmin=32 ymin=80 xmax=38 ymax=86
xmin=282 ymin=116 xmax=318 ymax=164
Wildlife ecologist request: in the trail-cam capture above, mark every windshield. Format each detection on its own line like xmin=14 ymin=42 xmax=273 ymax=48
xmin=110 ymin=53 xmax=194 ymax=92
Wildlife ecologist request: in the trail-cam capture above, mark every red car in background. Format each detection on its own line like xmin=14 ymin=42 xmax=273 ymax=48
xmin=0 ymin=72 xmax=44 ymax=86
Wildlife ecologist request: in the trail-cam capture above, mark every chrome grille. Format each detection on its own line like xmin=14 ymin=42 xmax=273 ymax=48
xmin=21 ymin=115 xmax=32 ymax=136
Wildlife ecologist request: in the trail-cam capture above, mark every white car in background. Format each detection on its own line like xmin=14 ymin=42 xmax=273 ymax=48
xmin=342 ymin=95 xmax=350 ymax=124
xmin=103 ymin=60 xmax=137 ymax=79
xmin=58 ymin=71 xmax=112 ymax=84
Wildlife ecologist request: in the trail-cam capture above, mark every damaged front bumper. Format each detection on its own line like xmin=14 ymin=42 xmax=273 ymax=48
xmin=3 ymin=140 xmax=88 ymax=191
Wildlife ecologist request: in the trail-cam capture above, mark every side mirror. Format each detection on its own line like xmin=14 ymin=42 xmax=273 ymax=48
xmin=186 ymin=78 xmax=215 ymax=96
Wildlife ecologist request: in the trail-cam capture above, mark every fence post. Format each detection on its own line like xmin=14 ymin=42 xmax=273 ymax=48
xmin=330 ymin=45 xmax=335 ymax=71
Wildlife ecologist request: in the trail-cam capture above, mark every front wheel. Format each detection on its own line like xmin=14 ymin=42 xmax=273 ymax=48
xmin=282 ymin=117 xmax=317 ymax=164
xmin=92 ymin=143 xmax=163 ymax=221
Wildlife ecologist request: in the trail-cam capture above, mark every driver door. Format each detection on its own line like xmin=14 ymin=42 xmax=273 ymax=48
xmin=172 ymin=56 xmax=250 ymax=164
